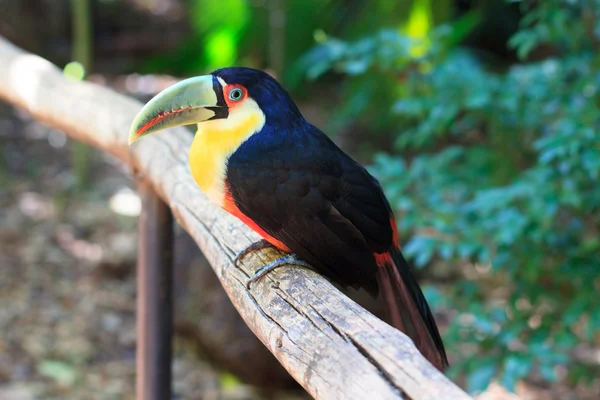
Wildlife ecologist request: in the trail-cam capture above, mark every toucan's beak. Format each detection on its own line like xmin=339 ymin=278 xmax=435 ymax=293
xmin=129 ymin=75 xmax=226 ymax=145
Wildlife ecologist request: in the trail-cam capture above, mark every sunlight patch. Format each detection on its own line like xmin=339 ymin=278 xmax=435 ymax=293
xmin=109 ymin=187 xmax=141 ymax=217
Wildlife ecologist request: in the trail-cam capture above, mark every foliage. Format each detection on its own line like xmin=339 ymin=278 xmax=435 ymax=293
xmin=301 ymin=0 xmax=600 ymax=394
xmin=141 ymin=0 xmax=455 ymax=84
xmin=142 ymin=0 xmax=345 ymax=81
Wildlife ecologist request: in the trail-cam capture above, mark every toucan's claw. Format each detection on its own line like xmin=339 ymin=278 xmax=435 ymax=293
xmin=233 ymin=239 xmax=274 ymax=268
xmin=246 ymin=254 xmax=314 ymax=289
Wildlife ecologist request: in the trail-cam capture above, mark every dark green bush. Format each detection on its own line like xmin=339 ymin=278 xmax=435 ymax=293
xmin=301 ymin=0 xmax=600 ymax=393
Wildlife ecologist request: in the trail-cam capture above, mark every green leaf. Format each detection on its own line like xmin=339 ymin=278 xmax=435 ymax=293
xmin=540 ymin=362 xmax=557 ymax=382
xmin=38 ymin=360 xmax=78 ymax=386
xmin=554 ymin=330 xmax=578 ymax=349
xmin=563 ymin=297 xmax=588 ymax=325
xmin=467 ymin=359 xmax=496 ymax=394
xmin=500 ymin=353 xmax=532 ymax=392
xmin=404 ymin=236 xmax=437 ymax=268
xmin=508 ymin=29 xmax=539 ymax=59
xmin=219 ymin=372 xmax=241 ymax=390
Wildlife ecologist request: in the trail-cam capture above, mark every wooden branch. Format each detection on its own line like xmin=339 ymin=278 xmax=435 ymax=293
xmin=0 ymin=36 xmax=472 ymax=400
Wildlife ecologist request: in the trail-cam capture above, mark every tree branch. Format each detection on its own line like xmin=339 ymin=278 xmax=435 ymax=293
xmin=0 ymin=36 xmax=471 ymax=400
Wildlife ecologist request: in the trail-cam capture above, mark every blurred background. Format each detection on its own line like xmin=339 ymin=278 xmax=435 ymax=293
xmin=1 ymin=0 xmax=599 ymax=399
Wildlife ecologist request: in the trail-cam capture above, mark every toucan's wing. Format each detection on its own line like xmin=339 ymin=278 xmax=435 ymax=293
xmin=226 ymin=124 xmax=394 ymax=293
xmin=227 ymin=124 xmax=448 ymax=369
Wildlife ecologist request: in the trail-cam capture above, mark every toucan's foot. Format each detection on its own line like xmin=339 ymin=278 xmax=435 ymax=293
xmin=246 ymin=254 xmax=313 ymax=289
xmin=233 ymin=239 xmax=274 ymax=268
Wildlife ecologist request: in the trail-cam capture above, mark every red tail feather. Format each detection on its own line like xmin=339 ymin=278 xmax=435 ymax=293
xmin=375 ymin=251 xmax=448 ymax=371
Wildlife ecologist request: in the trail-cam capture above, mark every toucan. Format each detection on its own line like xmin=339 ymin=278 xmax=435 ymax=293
xmin=129 ymin=67 xmax=448 ymax=370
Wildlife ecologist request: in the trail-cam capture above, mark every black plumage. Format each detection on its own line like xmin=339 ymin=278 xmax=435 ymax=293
xmin=218 ymin=67 xmax=448 ymax=370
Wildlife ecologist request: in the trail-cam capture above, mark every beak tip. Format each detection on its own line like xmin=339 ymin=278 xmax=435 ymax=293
xmin=128 ymin=128 xmax=141 ymax=146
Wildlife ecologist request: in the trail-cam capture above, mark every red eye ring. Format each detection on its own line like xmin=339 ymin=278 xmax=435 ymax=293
xmin=224 ymin=84 xmax=247 ymax=106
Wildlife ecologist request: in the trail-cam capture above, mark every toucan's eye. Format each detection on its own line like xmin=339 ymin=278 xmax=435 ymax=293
xmin=229 ymin=88 xmax=244 ymax=101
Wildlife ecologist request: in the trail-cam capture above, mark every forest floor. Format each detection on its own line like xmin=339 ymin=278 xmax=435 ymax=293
xmin=0 ymin=101 xmax=307 ymax=400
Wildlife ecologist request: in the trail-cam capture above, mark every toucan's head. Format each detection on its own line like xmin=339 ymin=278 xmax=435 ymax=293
xmin=129 ymin=67 xmax=302 ymax=144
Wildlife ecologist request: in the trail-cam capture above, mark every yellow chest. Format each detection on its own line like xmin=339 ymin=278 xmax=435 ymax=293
xmin=188 ymin=109 xmax=264 ymax=206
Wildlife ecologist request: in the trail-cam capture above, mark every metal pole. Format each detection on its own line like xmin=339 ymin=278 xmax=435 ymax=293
xmin=136 ymin=180 xmax=174 ymax=400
